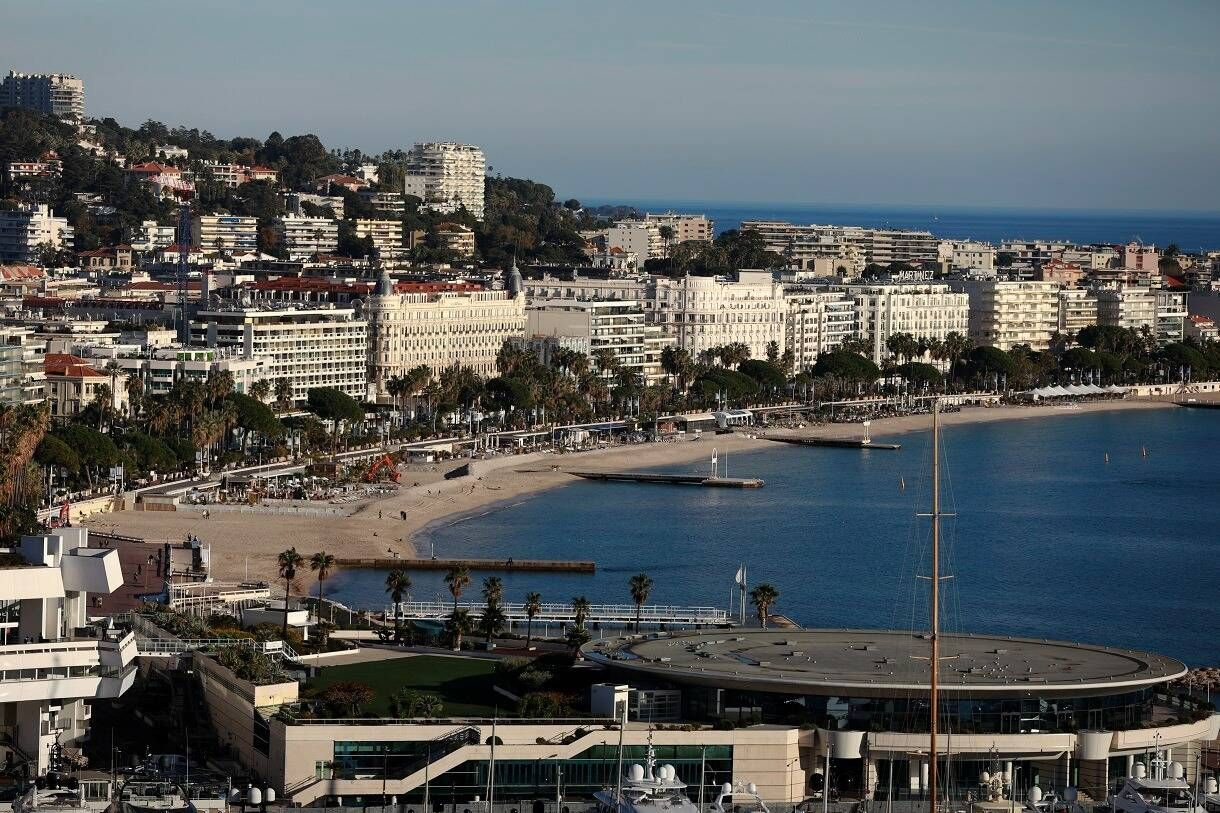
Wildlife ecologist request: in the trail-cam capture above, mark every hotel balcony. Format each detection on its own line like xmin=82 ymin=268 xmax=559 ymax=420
xmin=0 ymin=630 xmax=137 ymax=703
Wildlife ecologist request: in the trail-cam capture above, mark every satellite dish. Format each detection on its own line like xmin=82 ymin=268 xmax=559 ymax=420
xmin=1205 ymin=776 xmax=1218 ymax=795
xmin=1133 ymin=763 xmax=1147 ymax=779
xmin=663 ymin=765 xmax=676 ymax=781
xmin=264 ymin=789 xmax=276 ymax=804
xmin=721 ymin=783 xmax=733 ymax=795
xmin=629 ymin=765 xmax=644 ymax=782
xmin=747 ymin=783 xmax=757 ymax=795
xmin=1170 ymin=762 xmax=1185 ymax=780
xmin=248 ymin=788 xmax=262 ymax=806
xmin=981 ymin=772 xmax=992 ymax=784
xmin=1028 ymin=786 xmax=1043 ymax=806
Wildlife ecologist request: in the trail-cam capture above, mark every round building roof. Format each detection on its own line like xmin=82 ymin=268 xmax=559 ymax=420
xmin=582 ymin=628 xmax=1187 ymax=699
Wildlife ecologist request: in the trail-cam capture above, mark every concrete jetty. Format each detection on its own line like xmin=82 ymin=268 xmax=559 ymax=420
xmin=765 ymin=436 xmax=901 ymax=450
xmin=568 ymin=471 xmax=765 ymax=488
xmin=335 ymin=557 xmax=595 ymax=573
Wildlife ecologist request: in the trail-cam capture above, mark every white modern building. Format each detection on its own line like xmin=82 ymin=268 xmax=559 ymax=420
xmin=276 ymin=214 xmax=339 ymax=261
xmin=131 ymin=219 xmax=178 ymax=253
xmin=354 ymin=218 xmax=405 ymax=261
xmin=0 ymin=204 xmax=74 ymax=264
xmin=784 ymin=290 xmax=857 ymax=371
xmin=80 ymin=344 xmax=266 ymax=398
xmin=1155 ymin=290 xmax=1188 ymax=344
xmin=367 ymin=272 xmax=526 ymax=398
xmin=650 ymin=271 xmax=786 ymax=360
xmin=0 ymin=71 xmax=84 ymax=119
xmin=604 ymin=221 xmax=665 ymax=264
xmin=940 ymin=240 xmax=996 ymax=274
xmin=526 ymin=300 xmax=668 ymax=385
xmin=190 ymin=306 xmax=368 ymax=404
xmin=192 ymin=214 xmax=258 ymax=254
xmin=404 ymin=142 xmax=486 ymax=219
xmin=0 ymin=527 xmax=136 ymax=775
xmin=841 ymin=283 xmax=969 ymax=364
xmin=952 ymin=280 xmax=1062 ymax=351
xmin=1058 ymin=289 xmax=1099 ymax=336
xmin=524 ymin=275 xmax=649 ymax=304
xmin=1095 ymin=286 xmax=1157 ymax=333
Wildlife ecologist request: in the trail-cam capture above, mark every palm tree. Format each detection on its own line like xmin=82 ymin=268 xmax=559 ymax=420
xmin=310 ymin=551 xmax=337 ymax=621
xmin=480 ymin=576 xmax=506 ymax=643
xmin=571 ymin=595 xmax=591 ymax=627
xmin=385 ymin=569 xmax=412 ymax=643
xmin=523 ymin=591 xmax=542 ymax=649
xmin=446 ymin=608 xmax=472 ymax=651
xmin=206 ymin=369 xmax=235 ymax=404
xmin=250 ymin=378 xmax=271 ymax=403
xmin=124 ymin=375 xmax=145 ymax=420
xmin=277 ymin=547 xmax=304 ymax=637
xmin=274 ymin=378 xmax=295 ymax=411
xmin=628 ymin=573 xmax=653 ymax=633
xmin=749 ymin=583 xmax=779 ymax=628
xmin=444 ymin=566 xmax=471 ymax=616
xmin=94 ymin=383 xmax=114 ymax=430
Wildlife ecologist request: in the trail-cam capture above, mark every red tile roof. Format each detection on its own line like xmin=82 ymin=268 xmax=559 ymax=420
xmin=44 ymin=353 xmax=105 ymax=378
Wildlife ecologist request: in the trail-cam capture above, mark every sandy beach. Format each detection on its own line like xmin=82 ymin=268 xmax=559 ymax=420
xmin=86 ymin=397 xmax=1178 ymax=585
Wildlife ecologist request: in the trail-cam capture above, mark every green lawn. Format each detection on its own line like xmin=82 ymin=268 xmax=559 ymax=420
xmin=308 ymin=655 xmax=499 ymax=717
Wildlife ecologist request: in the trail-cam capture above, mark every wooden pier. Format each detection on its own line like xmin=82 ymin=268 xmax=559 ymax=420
xmin=335 ymin=557 xmax=595 ymax=573
xmin=765 ymin=436 xmax=901 ymax=450
xmin=568 ymin=471 xmax=764 ymax=488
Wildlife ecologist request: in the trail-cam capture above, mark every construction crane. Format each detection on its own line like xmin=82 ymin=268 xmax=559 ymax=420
xmin=363 ymin=454 xmax=401 ymax=484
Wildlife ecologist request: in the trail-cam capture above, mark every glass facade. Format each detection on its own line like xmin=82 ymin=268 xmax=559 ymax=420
xmin=329 ymin=741 xmax=731 ymax=805
xmin=686 ymin=685 xmax=1155 ymax=734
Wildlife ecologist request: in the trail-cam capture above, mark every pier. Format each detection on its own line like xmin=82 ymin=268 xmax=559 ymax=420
xmin=334 ymin=556 xmax=595 ymax=573
xmin=765 ymin=436 xmax=901 ymax=450
xmin=568 ymin=471 xmax=764 ymax=488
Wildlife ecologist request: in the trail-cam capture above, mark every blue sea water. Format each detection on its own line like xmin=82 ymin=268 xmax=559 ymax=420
xmin=582 ymin=199 xmax=1220 ymax=251
xmin=328 ymin=409 xmax=1220 ymax=665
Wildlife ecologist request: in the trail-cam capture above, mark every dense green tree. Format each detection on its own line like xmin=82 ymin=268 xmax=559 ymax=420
xmin=811 ymin=351 xmax=881 ymax=382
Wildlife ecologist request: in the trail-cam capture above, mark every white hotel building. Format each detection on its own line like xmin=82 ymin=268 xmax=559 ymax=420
xmin=404 ymin=142 xmax=486 ymax=220
xmin=839 ymin=283 xmax=969 ymax=365
xmin=650 ymin=271 xmax=786 ymax=360
xmin=277 ymin=214 xmax=339 ymax=261
xmin=367 ymin=272 xmax=525 ymax=399
xmin=0 ymin=528 xmax=136 ymax=775
xmin=192 ymin=214 xmax=258 ymax=254
xmin=191 ymin=305 xmax=368 ymax=404
xmin=0 ymin=204 xmax=74 ymax=264
xmin=784 ymin=290 xmax=857 ymax=371
xmin=951 ymin=280 xmax=1062 ymax=351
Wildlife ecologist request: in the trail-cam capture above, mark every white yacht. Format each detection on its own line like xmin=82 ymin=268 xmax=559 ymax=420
xmin=1110 ymin=762 xmax=1204 ymax=813
xmin=594 ymin=743 xmax=699 ymax=813
xmin=710 ymin=781 xmax=770 ymax=813
xmin=12 ymin=785 xmax=91 ymax=813
xmin=116 ymin=779 xmax=194 ymax=813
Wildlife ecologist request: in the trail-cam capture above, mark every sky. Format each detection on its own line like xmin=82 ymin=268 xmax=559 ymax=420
xmin=5 ymin=0 xmax=1220 ymax=211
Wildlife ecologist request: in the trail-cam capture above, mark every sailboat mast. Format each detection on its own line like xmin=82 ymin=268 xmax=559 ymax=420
xmin=929 ymin=400 xmax=941 ymax=813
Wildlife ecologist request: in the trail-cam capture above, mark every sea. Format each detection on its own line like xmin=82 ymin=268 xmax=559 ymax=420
xmin=581 ymin=199 xmax=1220 ymax=251
xmin=327 ymin=409 xmax=1220 ymax=666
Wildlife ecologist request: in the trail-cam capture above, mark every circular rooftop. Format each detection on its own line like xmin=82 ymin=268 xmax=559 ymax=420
xmin=582 ymin=629 xmax=1187 ymax=698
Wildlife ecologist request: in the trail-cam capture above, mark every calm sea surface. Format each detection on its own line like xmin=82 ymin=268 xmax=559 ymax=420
xmin=328 ymin=410 xmax=1220 ymax=665
xmin=582 ymin=199 xmax=1220 ymax=251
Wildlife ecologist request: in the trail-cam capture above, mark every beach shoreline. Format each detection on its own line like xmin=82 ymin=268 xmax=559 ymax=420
xmin=85 ymin=397 xmax=1180 ymax=586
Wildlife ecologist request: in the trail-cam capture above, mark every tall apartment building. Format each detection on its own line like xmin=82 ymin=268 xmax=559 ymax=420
xmin=1155 ymin=290 xmax=1188 ymax=344
xmin=1095 ymin=286 xmax=1157 ymax=333
xmin=1120 ymin=242 xmax=1159 ymax=273
xmin=404 ymin=142 xmax=486 ymax=219
xmin=0 ymin=326 xmax=45 ymax=405
xmin=857 ymin=227 xmax=939 ymax=266
xmin=650 ymin=271 xmax=786 ymax=360
xmin=0 ymin=71 xmax=84 ymax=119
xmin=939 ymin=240 xmax=996 ymax=274
xmin=643 ymin=212 xmax=714 ymax=244
xmin=192 ymin=214 xmax=258 ymax=254
xmin=741 ymin=221 xmax=935 ymax=270
xmin=1058 ymin=289 xmax=1099 ymax=336
xmin=435 ymin=222 xmax=476 ymax=259
xmin=367 ymin=272 xmax=525 ymax=398
xmin=354 ymin=218 xmax=405 ymax=261
xmin=3 ymin=527 xmax=136 ymax=775
xmin=951 ymin=280 xmax=1062 ymax=351
xmin=191 ymin=306 xmax=368 ymax=404
xmin=131 ymin=219 xmax=178 ymax=253
xmin=784 ymin=290 xmax=857 ymax=371
xmin=604 ymin=221 xmax=665 ymax=263
xmin=526 ymin=300 xmax=668 ymax=385
xmin=841 ymin=284 xmax=969 ymax=364
xmin=277 ymin=214 xmax=339 ymax=261
xmin=0 ymin=204 xmax=74 ymax=264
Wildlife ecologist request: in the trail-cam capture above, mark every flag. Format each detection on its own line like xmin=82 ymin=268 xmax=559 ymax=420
xmin=59 ymin=499 xmax=70 ymax=523
xmin=734 ymin=565 xmax=745 ymax=586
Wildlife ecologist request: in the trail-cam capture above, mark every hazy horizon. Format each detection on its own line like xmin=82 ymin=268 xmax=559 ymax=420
xmin=7 ymin=0 xmax=1219 ymax=212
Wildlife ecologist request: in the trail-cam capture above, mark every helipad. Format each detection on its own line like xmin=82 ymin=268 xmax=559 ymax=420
xmin=582 ymin=628 xmax=1187 ymax=698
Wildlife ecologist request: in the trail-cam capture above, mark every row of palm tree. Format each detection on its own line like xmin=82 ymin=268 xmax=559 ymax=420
xmin=276 ymin=547 xmax=336 ymax=634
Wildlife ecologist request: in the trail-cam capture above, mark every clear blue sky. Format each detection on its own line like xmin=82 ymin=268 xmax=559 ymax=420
xmin=6 ymin=0 xmax=1219 ymax=211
